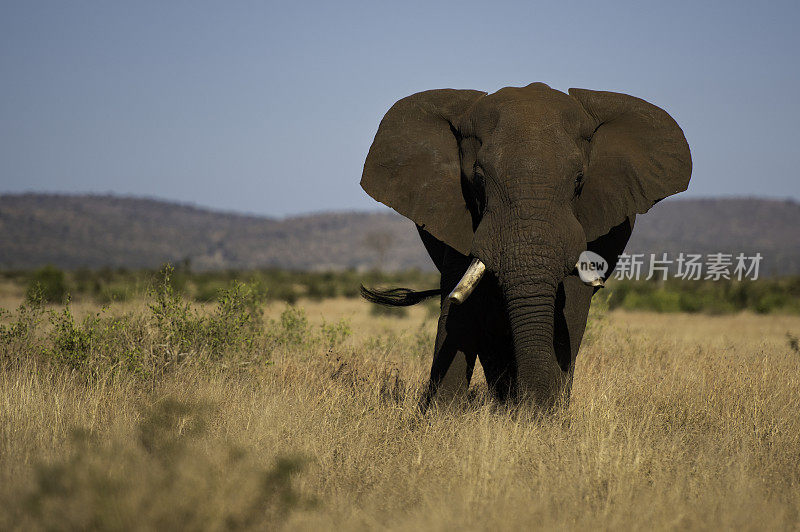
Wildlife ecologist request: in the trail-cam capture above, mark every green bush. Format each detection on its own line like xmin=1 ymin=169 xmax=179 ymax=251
xmin=321 ymin=319 xmax=352 ymax=349
xmin=272 ymin=306 xmax=310 ymax=347
xmin=206 ymin=280 xmax=267 ymax=353
xmin=1 ymin=265 xmax=275 ymax=376
xmin=754 ymin=293 xmax=788 ymax=314
xmin=46 ymin=300 xmax=94 ymax=370
xmin=604 ymin=277 xmax=800 ymax=315
xmin=6 ymin=266 xmax=800 ymax=315
xmin=192 ymin=280 xmax=227 ymax=302
xmin=26 ymin=265 xmax=68 ymax=304
xmin=96 ymin=284 xmax=130 ymax=303
xmin=306 ymin=278 xmax=337 ymax=300
xmin=149 ymin=266 xmax=269 ymax=361
xmin=0 ymin=292 xmax=46 ymax=359
xmin=7 ymin=266 xmax=443 ymax=306
xmin=1 ymin=265 xmax=386 ymax=378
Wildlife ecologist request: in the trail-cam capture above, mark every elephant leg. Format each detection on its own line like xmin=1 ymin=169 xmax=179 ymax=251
xmin=419 ymin=307 xmax=476 ymax=412
xmin=477 ymin=334 xmax=515 ymax=402
xmin=552 ymin=275 xmax=595 ymax=404
xmin=417 ymin=237 xmax=481 ymax=412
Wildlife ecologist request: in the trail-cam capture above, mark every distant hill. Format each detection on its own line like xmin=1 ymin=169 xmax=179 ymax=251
xmin=1 ymin=194 xmax=798 ymax=275
xmin=625 ymin=198 xmax=800 ymax=277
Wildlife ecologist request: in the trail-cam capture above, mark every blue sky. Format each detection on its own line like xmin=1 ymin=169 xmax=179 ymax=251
xmin=1 ymin=1 xmax=799 ymax=216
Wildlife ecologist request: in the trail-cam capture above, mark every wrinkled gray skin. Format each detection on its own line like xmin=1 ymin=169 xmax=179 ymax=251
xmin=361 ymin=83 xmax=692 ymax=410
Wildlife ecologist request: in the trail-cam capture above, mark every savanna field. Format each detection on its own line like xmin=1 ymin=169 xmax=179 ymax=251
xmin=1 ymin=268 xmax=799 ymax=530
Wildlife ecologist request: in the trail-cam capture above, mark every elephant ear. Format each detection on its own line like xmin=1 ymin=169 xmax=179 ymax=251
xmin=361 ymin=89 xmax=486 ymax=255
xmin=569 ymin=88 xmax=692 ymax=242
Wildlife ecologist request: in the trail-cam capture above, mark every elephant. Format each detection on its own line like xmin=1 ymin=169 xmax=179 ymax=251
xmin=360 ymin=83 xmax=691 ymax=410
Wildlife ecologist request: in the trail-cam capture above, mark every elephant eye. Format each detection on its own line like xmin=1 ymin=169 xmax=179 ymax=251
xmin=574 ymin=172 xmax=584 ymax=198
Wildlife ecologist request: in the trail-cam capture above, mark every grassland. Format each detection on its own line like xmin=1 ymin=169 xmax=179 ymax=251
xmin=1 ymin=271 xmax=799 ymax=530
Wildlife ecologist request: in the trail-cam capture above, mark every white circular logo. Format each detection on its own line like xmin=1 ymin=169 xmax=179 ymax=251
xmin=576 ymin=251 xmax=608 ymax=284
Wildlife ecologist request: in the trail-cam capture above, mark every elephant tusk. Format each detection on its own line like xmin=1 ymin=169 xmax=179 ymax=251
xmin=575 ymin=260 xmax=605 ymax=288
xmin=448 ymin=258 xmax=486 ymax=304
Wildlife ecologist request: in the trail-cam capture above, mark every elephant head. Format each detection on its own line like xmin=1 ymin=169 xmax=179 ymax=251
xmin=361 ymin=83 xmax=691 ymax=405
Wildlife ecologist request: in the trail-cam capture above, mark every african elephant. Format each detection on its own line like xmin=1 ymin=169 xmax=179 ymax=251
xmin=360 ymin=83 xmax=691 ymax=410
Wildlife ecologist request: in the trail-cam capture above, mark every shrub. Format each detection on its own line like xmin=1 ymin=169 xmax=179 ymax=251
xmin=4 ymin=265 xmax=389 ymax=378
xmin=321 ymin=319 xmax=352 ymax=349
xmin=46 ymin=300 xmax=95 ymax=370
xmin=306 ymin=278 xmax=336 ymax=300
xmin=0 ymin=292 xmax=46 ymax=362
xmin=192 ymin=280 xmax=226 ymax=302
xmin=0 ymin=265 xmax=274 ymax=376
xmin=754 ymin=292 xmax=788 ymax=314
xmin=26 ymin=265 xmax=68 ymax=304
xmin=603 ymin=277 xmax=800 ymax=315
xmin=272 ymin=306 xmax=310 ymax=348
xmin=149 ymin=265 xmax=270 ymax=362
xmin=148 ymin=265 xmax=205 ymax=355
xmin=205 ymin=280 xmax=267 ymax=354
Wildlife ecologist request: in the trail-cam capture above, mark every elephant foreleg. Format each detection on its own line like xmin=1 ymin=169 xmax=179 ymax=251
xmin=477 ymin=339 xmax=515 ymax=403
xmin=550 ymin=275 xmax=595 ymax=406
xmin=419 ymin=308 xmax=476 ymax=412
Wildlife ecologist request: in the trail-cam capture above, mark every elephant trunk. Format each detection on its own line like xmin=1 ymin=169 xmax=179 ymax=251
xmin=474 ymin=187 xmax=580 ymax=408
xmin=501 ymin=246 xmax=569 ymax=408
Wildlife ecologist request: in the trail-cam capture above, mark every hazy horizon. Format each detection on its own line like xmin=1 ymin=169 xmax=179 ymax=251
xmin=2 ymin=1 xmax=799 ymax=216
xmin=3 ymin=190 xmax=798 ymax=221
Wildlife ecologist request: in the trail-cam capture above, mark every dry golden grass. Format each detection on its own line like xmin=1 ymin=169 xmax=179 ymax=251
xmin=1 ymin=295 xmax=799 ymax=530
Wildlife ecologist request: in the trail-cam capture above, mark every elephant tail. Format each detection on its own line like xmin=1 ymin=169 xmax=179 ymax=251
xmin=360 ymin=285 xmax=441 ymax=307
